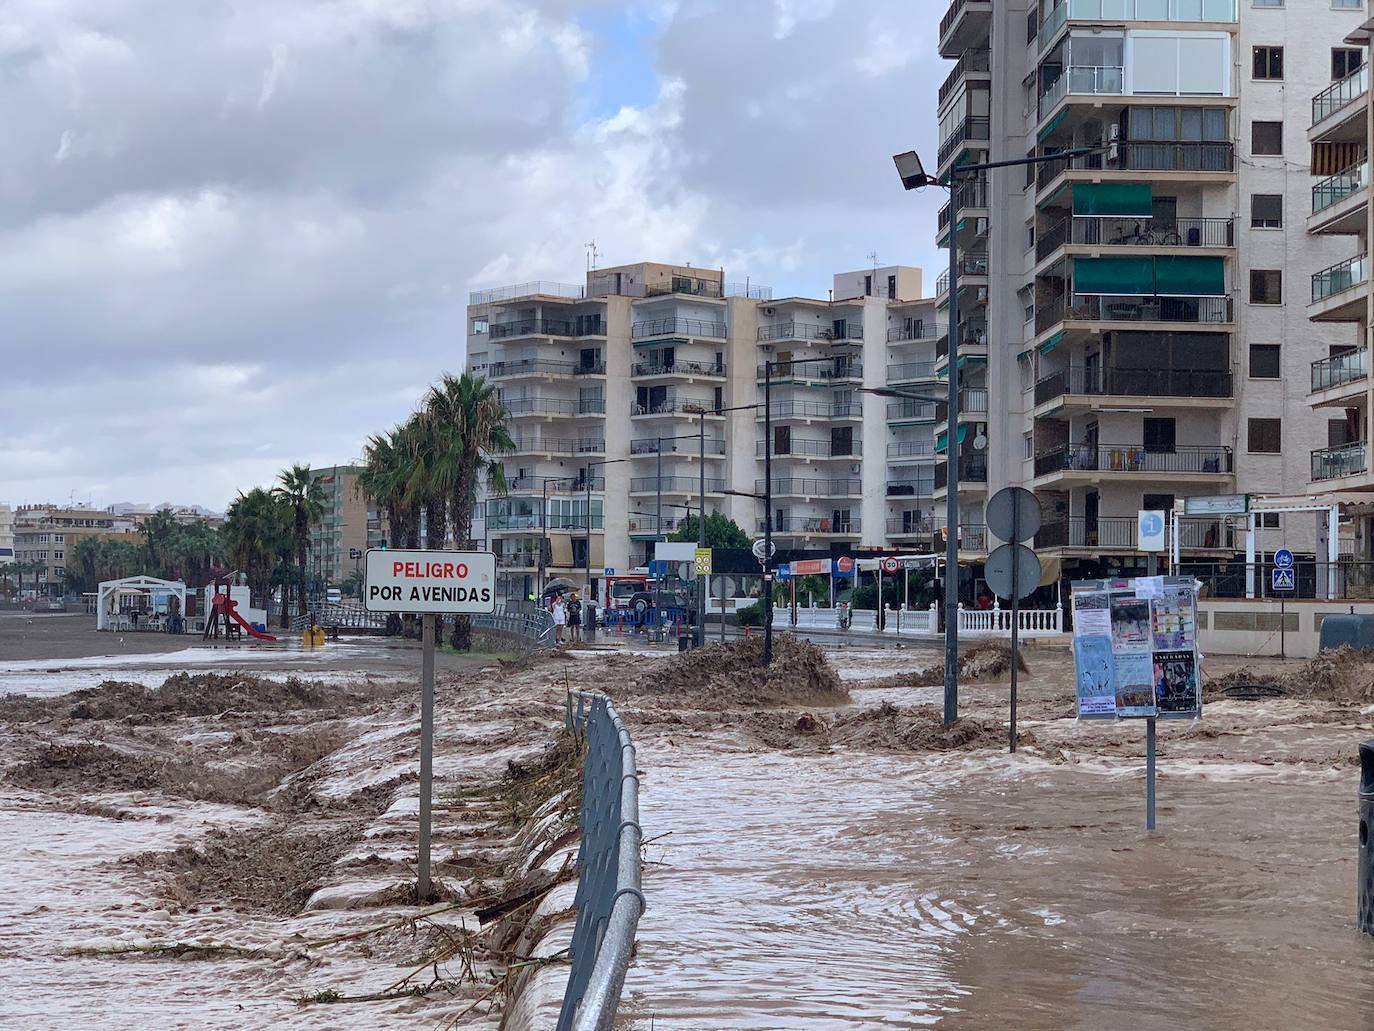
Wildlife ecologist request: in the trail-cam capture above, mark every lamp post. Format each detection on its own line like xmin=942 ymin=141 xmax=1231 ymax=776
xmin=892 ymin=144 xmax=1102 ymax=724
xmin=538 ymin=475 xmax=574 ymax=601
xmin=584 ymin=457 xmax=632 ymax=604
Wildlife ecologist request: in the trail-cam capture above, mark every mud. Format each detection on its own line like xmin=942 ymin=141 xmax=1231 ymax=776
xmin=1205 ymin=646 xmax=1374 ymax=703
xmin=863 ymin=639 xmax=1031 ymax=690
xmin=616 ymin=634 xmax=847 ymax=708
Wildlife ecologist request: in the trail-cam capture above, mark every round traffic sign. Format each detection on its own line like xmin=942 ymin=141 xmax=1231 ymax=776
xmin=984 ymin=543 xmax=1041 ymax=601
xmin=752 ymin=538 xmax=776 ymax=561
xmin=881 ymin=557 xmax=900 ymax=574
xmin=986 ymin=486 xmax=1042 ymax=544
xmin=1275 ymin=547 xmax=1294 ymax=570
xmin=836 ymin=556 xmax=855 ymax=574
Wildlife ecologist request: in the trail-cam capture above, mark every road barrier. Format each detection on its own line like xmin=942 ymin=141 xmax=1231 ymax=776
xmin=783 ymin=603 xmax=1060 ymax=637
xmin=1361 ymin=740 xmax=1374 ymax=935
xmin=559 ymin=692 xmax=644 ymax=1030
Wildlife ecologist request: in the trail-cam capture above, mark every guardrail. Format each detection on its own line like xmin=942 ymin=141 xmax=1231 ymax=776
xmin=559 ymin=691 xmax=644 ymax=1031
xmin=1312 ymin=349 xmax=1368 ymax=392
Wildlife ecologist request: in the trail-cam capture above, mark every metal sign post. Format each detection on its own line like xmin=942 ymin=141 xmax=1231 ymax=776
xmin=985 ymin=487 xmax=1042 ymax=753
xmin=1273 ymin=548 xmax=1295 ymax=659
xmin=364 ymin=549 xmax=496 ymax=900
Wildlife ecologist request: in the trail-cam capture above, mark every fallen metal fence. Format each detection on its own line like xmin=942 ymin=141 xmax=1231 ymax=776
xmin=559 ymin=691 xmax=644 ymax=1031
xmin=473 ymin=607 xmax=555 ymax=649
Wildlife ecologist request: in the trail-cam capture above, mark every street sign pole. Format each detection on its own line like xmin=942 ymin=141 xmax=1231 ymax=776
xmin=418 ymin=613 xmax=435 ymax=899
xmin=1010 ymin=501 xmax=1020 ymax=754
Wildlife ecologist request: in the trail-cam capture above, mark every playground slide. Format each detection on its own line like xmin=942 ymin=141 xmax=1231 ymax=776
xmin=214 ymin=595 xmax=278 ymax=642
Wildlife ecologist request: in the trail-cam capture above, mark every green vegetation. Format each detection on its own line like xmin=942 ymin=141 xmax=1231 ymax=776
xmin=60 ymin=519 xmax=227 ymax=596
xmin=669 ymin=512 xmax=751 ymax=549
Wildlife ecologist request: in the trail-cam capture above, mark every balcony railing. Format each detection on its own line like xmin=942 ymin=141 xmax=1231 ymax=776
xmin=1313 ymin=64 xmax=1368 ymax=126
xmin=887 ymin=400 xmax=938 ymax=421
xmin=1312 ymin=349 xmax=1368 ymax=392
xmin=886 ymin=477 xmax=936 ymax=496
xmin=1033 ymin=365 xmax=1234 ymax=406
xmin=629 ymin=437 xmax=727 ymax=456
xmin=1034 ymin=444 xmax=1232 ymax=477
xmin=764 ymin=515 xmax=861 ymax=535
xmin=644 ymin=279 xmax=722 ymax=298
xmin=939 ymin=0 xmax=987 ymax=42
xmin=1035 ymin=294 xmax=1233 ymax=333
xmin=758 ymin=438 xmax=862 ymax=458
xmin=469 ymin=281 xmax=584 ymax=305
xmin=935 ymin=254 xmax=989 ymax=295
xmin=888 ymin=441 xmax=936 ymax=460
xmin=1312 ymin=442 xmax=1368 ymax=482
xmin=1039 ymin=216 xmax=1234 ymax=260
xmin=1040 ymin=0 xmax=1236 ymax=54
xmin=629 ymin=476 xmax=727 ymax=493
xmin=754 ymin=478 xmax=863 ymax=496
xmin=1312 ymin=254 xmax=1368 ymax=303
xmin=939 ymin=49 xmax=991 ymax=106
xmin=1038 ymin=65 xmax=1124 ymax=120
xmin=934 ymin=389 xmax=989 ymax=420
xmin=888 ymin=516 xmax=937 ymax=535
xmin=1313 ymin=161 xmax=1369 ymax=215
xmin=888 ymin=361 xmax=940 ymax=384
xmin=939 ymin=179 xmax=990 ymax=230
xmin=938 ymin=115 xmax=991 ymax=167
xmin=757 ymin=361 xmax=863 ymax=382
xmin=488 ymin=358 xmax=577 ymax=378
xmin=502 ymin=398 xmax=579 ymax=417
xmin=628 ymin=515 xmax=682 ymax=535
xmin=887 ymin=324 xmax=939 ymax=343
xmin=495 ymin=551 xmax=541 ymax=567
xmin=631 ymin=359 xmax=727 ymax=378
xmin=1036 ymin=516 xmax=1231 ymax=550
xmin=630 ymin=399 xmax=718 ymax=417
xmin=765 ymin=400 xmax=860 ymax=419
xmin=632 ymin=317 xmax=726 ymax=339
xmin=1037 ymin=142 xmax=1235 ymax=189
xmin=932 ymin=520 xmax=989 ymax=551
xmin=934 ymin=453 xmax=989 ymax=489
xmin=573 ymin=362 xmax=606 ymax=376
xmin=757 ymin=321 xmax=863 ymax=343
xmin=508 ymin=436 xmax=606 ymax=455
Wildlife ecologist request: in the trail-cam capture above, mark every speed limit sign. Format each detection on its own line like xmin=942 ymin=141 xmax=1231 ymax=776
xmin=881 ymin=557 xmax=899 ymax=574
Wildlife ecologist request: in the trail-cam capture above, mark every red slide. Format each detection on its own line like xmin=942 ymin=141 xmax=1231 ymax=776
xmin=212 ymin=594 xmax=277 ymax=642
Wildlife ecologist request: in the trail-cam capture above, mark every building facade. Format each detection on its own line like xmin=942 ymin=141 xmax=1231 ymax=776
xmin=11 ymin=505 xmax=141 ymax=597
xmin=466 ymin=262 xmax=946 ymax=601
xmin=0 ymin=505 xmax=14 ymax=564
xmin=307 ymin=465 xmax=387 ymax=587
xmin=939 ymin=0 xmax=1366 ymax=578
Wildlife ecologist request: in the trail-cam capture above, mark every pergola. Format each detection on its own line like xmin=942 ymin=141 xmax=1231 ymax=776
xmin=96 ymin=575 xmax=188 ymax=631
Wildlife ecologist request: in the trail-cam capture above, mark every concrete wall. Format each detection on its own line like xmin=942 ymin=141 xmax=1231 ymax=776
xmin=1199 ymin=598 xmax=1374 ymax=659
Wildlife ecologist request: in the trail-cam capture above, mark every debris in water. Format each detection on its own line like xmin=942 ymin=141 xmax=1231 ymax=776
xmin=619 ymin=635 xmax=848 ymax=707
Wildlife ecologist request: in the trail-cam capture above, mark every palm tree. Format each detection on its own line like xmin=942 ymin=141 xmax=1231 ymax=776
xmin=359 ymin=426 xmax=419 ymax=636
xmin=272 ymin=465 xmax=326 ymax=619
xmin=224 ymin=488 xmax=291 ymax=611
xmin=404 ymin=412 xmax=451 ymax=640
xmin=423 ymin=372 xmax=513 ymax=650
xmin=140 ymin=509 xmax=180 ymax=573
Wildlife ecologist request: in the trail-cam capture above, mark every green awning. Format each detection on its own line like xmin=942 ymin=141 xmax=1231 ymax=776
xmin=936 ymin=355 xmax=988 ymax=378
xmin=1039 ymin=331 xmax=1064 ymax=355
xmin=1037 ymin=112 xmax=1066 ymax=143
xmin=1073 ymin=256 xmax=1156 ymax=296
xmin=1072 ymin=182 xmax=1153 ymax=216
xmin=1153 ymin=255 xmax=1226 ymax=297
xmin=934 ymin=425 xmax=970 ymax=453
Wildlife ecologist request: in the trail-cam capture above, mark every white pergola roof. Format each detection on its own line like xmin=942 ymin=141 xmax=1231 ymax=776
xmin=96 ymin=575 xmax=187 ymax=631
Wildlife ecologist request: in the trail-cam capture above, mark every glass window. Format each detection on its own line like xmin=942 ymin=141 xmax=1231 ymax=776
xmin=1249 ymin=344 xmax=1280 ymax=378
xmin=1143 ymin=418 xmax=1177 ymax=453
xmin=1250 ymin=269 xmax=1282 ymax=304
xmin=1248 ymin=418 xmax=1282 ymax=454
xmin=1252 ymin=46 xmax=1283 ymax=80
xmin=1250 ymin=194 xmax=1283 ymax=228
xmin=1251 ymin=121 xmax=1283 ymax=155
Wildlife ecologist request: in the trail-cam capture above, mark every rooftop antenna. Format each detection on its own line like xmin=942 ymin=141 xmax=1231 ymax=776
xmin=867 ymin=250 xmax=880 ymax=271
xmin=585 ymin=240 xmax=600 ymax=272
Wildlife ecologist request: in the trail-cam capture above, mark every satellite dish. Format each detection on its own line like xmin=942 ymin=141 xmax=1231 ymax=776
xmin=972 ymin=433 xmax=988 ymax=451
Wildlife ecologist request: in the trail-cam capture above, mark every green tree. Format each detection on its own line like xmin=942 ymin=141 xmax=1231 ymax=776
xmin=340 ymin=569 xmax=365 ymax=598
xmin=273 ymin=464 xmax=327 ymax=619
xmin=223 ymin=488 xmax=292 ymax=611
xmin=359 ymin=426 xmax=422 ymax=637
xmin=139 ymin=509 xmax=180 ymax=571
xmin=669 ymin=512 xmax=750 ymax=549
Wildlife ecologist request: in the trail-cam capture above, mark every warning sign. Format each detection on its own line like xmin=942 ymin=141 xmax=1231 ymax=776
xmin=364 ymin=549 xmax=497 ymax=613
xmin=694 ymin=547 xmax=713 ymax=576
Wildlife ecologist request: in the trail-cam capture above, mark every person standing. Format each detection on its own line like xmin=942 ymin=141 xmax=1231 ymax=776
xmin=552 ymin=596 xmax=567 ymax=644
xmin=567 ymin=592 xmax=583 ymax=642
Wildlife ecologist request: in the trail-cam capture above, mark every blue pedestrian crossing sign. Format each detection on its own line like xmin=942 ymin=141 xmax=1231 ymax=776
xmin=1272 ymin=568 xmax=1295 ymax=592
xmin=1275 ymin=548 xmax=1294 ymax=570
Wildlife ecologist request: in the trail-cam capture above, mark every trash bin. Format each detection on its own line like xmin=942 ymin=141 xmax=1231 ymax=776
xmin=584 ymin=603 xmax=597 ymax=643
xmin=677 ymin=628 xmax=701 ymax=652
xmin=1361 ymin=740 xmax=1374 ymax=934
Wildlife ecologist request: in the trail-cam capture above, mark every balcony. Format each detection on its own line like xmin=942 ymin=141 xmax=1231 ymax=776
xmin=644 ymin=278 xmax=722 ymax=298
xmin=933 ymin=453 xmax=988 ymax=490
xmin=501 ymin=397 xmax=606 ymax=418
xmin=935 ymin=253 xmax=989 ymax=296
xmin=761 ymin=400 xmax=861 ymax=420
xmin=757 ymin=361 xmax=863 ymax=384
xmin=489 ymin=317 xmax=604 ymax=339
xmin=628 ymin=515 xmax=682 ymax=537
xmin=932 ymin=520 xmax=989 ymax=551
xmin=888 ymin=441 xmax=936 ymax=461
xmin=938 ymin=116 xmax=991 ymax=168
xmin=494 ymin=550 xmax=540 ymax=568
xmin=888 ymin=361 xmax=940 ymax=385
xmin=488 ymin=358 xmax=577 ymax=379
xmin=938 ymin=179 xmax=990 ymax=238
xmin=629 ymin=476 xmax=727 ymax=494
xmin=1034 ymin=516 xmax=1231 ymax=551
xmin=1033 ymin=366 xmax=1234 ymax=408
xmin=758 ymin=438 xmax=862 ymax=459
xmin=1037 ymin=142 xmax=1235 ymax=193
xmin=631 ymin=359 xmax=727 ymax=379
xmin=1033 ymin=444 xmax=1232 ymax=479
xmin=573 ymin=362 xmax=606 ymax=376
xmin=754 ymin=477 xmax=863 ymax=498
xmin=629 ymin=437 xmax=727 ymax=456
xmin=1310 ymin=254 xmax=1368 ymax=321
xmin=939 ymin=0 xmax=992 ymax=57
xmin=1311 ymin=64 xmax=1368 ymax=137
xmin=506 ymin=476 xmax=604 ymax=495
xmin=764 ymin=515 xmax=861 ymax=535
xmin=632 ymin=317 xmax=726 ymax=339
xmin=938 ymin=49 xmax=990 ymax=108
xmin=758 ymin=321 xmax=863 ymax=343
xmin=1311 ymin=350 xmax=1368 ymax=397
xmin=886 ymin=477 xmax=935 ymax=496
xmin=888 ymin=516 xmax=937 ymax=536
xmin=934 ymin=389 xmax=989 ymax=423
xmin=887 ymin=324 xmax=939 ymax=343
xmin=887 ymin=400 xmax=937 ymax=423
xmin=1039 ymin=0 xmax=1236 ymax=54
xmin=508 ymin=436 xmax=606 ymax=456
xmin=1312 ymin=442 xmax=1368 ymax=483
xmin=1038 ymin=65 xmax=1124 ymax=122
xmin=469 ymin=281 xmax=584 ymax=305
xmin=630 ymin=399 xmax=720 ymax=418
xmin=1037 ymin=216 xmax=1234 ymax=262
xmin=1036 ymin=294 xmax=1233 ymax=334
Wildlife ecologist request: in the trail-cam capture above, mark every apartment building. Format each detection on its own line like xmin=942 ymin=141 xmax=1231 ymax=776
xmin=466 ymin=262 xmax=944 ymax=602
xmin=0 ymin=505 xmax=14 ymax=564
xmin=937 ymin=0 xmax=1366 ymax=579
xmin=11 ymin=505 xmax=141 ymax=597
xmin=307 ymin=465 xmax=387 ymax=586
xmin=1305 ymin=11 xmax=1374 ymax=552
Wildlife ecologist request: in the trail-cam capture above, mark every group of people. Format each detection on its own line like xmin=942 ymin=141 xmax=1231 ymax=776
xmin=550 ymin=591 xmax=584 ymax=644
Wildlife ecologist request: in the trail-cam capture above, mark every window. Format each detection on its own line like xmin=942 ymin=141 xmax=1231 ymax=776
xmin=1024 ymin=433 xmax=1034 ymax=460
xmin=1129 ymin=106 xmax=1228 ymax=142
xmin=1251 ymin=194 xmax=1282 ymax=229
xmin=1330 ymin=418 xmax=1354 ymax=447
xmin=887 ymin=274 xmax=896 ymax=300
xmin=1249 ymin=344 xmax=1281 ymax=379
xmin=1252 ymin=46 xmax=1283 ymax=80
xmin=1257 ymin=512 xmax=1281 ymax=529
xmin=1250 ymin=269 xmax=1282 ymax=304
xmin=1253 ymin=0 xmax=1282 ymax=7
xmin=864 ymin=274 xmax=873 ymax=296
xmin=1026 ymin=222 xmax=1036 ymax=250
xmin=1143 ymin=494 xmax=1175 ymax=513
xmin=1027 ymin=8 xmax=1038 ymax=43
xmin=1332 ymin=0 xmax=1362 ymax=10
xmin=1248 ymin=418 xmax=1282 ymax=454
xmin=1251 ymin=121 xmax=1283 ymax=155
xmin=1143 ymin=417 xmax=1177 ymax=454
xmin=471 ymin=317 xmax=488 ymax=335
xmin=1333 ymin=48 xmax=1363 ymax=80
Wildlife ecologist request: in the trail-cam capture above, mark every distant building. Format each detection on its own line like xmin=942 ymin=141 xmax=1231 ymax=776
xmin=308 ymin=465 xmax=387 ymax=586
xmin=0 ymin=504 xmax=14 ymax=562
xmin=12 ymin=504 xmax=141 ymax=597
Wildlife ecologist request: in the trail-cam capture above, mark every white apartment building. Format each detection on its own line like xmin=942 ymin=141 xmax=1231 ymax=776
xmin=465 ymin=262 xmax=946 ymax=602
xmin=0 ymin=505 xmax=14 ymax=563
xmin=938 ymin=0 xmax=1367 ymax=582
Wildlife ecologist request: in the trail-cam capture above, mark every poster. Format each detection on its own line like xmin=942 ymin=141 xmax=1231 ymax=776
xmin=1072 ymin=591 xmax=1112 ymax=638
xmin=1109 ymin=597 xmax=1152 ymax=653
xmin=1073 ymin=635 xmax=1117 ymax=717
xmin=1151 ymin=586 xmax=1196 ymax=651
xmin=1114 ymin=651 xmax=1158 ymax=717
xmin=1153 ymin=650 xmax=1200 ymax=717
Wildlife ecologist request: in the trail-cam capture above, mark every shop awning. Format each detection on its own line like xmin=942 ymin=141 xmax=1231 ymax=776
xmin=935 ymin=425 xmax=970 ymax=453
xmin=1072 ymin=182 xmax=1153 ymax=216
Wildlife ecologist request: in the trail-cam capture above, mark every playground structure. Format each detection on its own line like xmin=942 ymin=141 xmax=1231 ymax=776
xmin=95 ymin=576 xmax=188 ymax=633
xmin=202 ymin=581 xmax=276 ymax=642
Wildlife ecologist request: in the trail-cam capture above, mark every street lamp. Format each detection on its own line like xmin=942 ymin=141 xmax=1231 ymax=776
xmin=583 ymin=456 xmax=633 ymax=601
xmin=893 ymin=143 xmax=1104 ymax=724
xmin=538 ymin=475 xmax=575 ymax=600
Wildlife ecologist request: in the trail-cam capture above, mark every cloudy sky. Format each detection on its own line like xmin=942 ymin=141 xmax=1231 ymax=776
xmin=1 ymin=0 xmax=945 ymax=511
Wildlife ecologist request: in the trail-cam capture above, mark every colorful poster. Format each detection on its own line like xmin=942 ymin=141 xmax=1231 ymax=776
xmin=1154 ymin=650 xmax=1200 ymax=717
xmin=1109 ymin=597 xmax=1152 ymax=653
xmin=1151 ymin=586 xmax=1196 ymax=651
xmin=1072 ymin=590 xmax=1112 ymax=637
xmin=1073 ymin=635 xmax=1117 ymax=718
xmin=1114 ymin=651 xmax=1158 ymax=718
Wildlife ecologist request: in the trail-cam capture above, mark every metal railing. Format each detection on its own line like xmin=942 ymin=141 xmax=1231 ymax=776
xmin=1312 ymin=349 xmax=1368 ymax=392
xmin=644 ymin=279 xmax=721 ymax=298
xmin=939 ymin=180 xmax=989 ymax=230
xmin=1036 ymin=293 xmax=1233 ymax=332
xmin=1312 ymin=442 xmax=1368 ymax=481
xmin=1037 ymin=142 xmax=1234 ymax=190
xmin=888 ymin=361 xmax=939 ymax=384
xmin=939 ymin=49 xmax=991 ymax=106
xmin=887 ymin=400 xmax=937 ymax=421
xmin=725 ymin=281 xmax=773 ymax=299
xmin=886 ymin=477 xmax=935 ymax=495
xmin=762 ymin=400 xmax=859 ymax=419
xmin=763 ymin=515 xmax=861 ymax=534
xmin=489 ymin=359 xmax=577 ymax=378
xmin=631 ymin=359 xmax=726 ymax=378
xmin=631 ymin=317 xmax=726 ymax=339
xmin=1039 ymin=66 xmax=1124 ymax=119
xmin=1034 ymin=443 xmax=1233 ymax=477
xmin=938 ymin=115 xmax=991 ymax=166
xmin=757 ymin=322 xmax=862 ymax=342
xmin=755 ymin=477 xmax=863 ymax=496
xmin=1312 ymin=254 xmax=1368 ymax=303
xmin=757 ymin=437 xmax=862 ymax=458
xmin=627 ymin=515 xmax=682 ymax=534
xmin=574 ymin=362 xmax=607 ymax=376
xmin=558 ymin=691 xmax=643 ymax=1031
xmin=495 ymin=550 xmax=540 ymax=568
xmin=629 ymin=437 xmax=727 ymax=455
xmin=939 ymin=0 xmax=987 ymax=41
xmin=888 ymin=516 xmax=937 ymax=535
xmin=1039 ymin=216 xmax=1233 ymax=259
xmin=934 ymin=454 xmax=988 ymax=488
xmin=509 ymin=436 xmax=607 ymax=455
xmin=1313 ymin=63 xmax=1368 ymax=126
xmin=1313 ymin=161 xmax=1369 ymax=215
xmin=888 ymin=440 xmax=936 ymax=459
xmin=933 ymin=521 xmax=989 ymax=551
xmin=757 ymin=361 xmax=863 ymax=382
xmin=630 ymin=399 xmax=718 ymax=417
xmin=628 ymin=476 xmax=726 ymax=493
xmin=1033 ymin=365 xmax=1234 ymax=405
xmin=490 ymin=318 xmax=605 ymax=339
xmin=469 ymin=281 xmax=585 ymax=305
xmin=934 ymin=389 xmax=988 ymax=419
xmin=1035 ymin=516 xmax=1231 ymax=551
xmin=887 ymin=324 xmax=939 ymax=343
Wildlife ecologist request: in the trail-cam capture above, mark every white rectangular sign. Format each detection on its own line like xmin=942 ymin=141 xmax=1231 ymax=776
xmin=1182 ymin=494 xmax=1248 ymax=516
xmin=364 ymin=549 xmax=497 ymax=614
